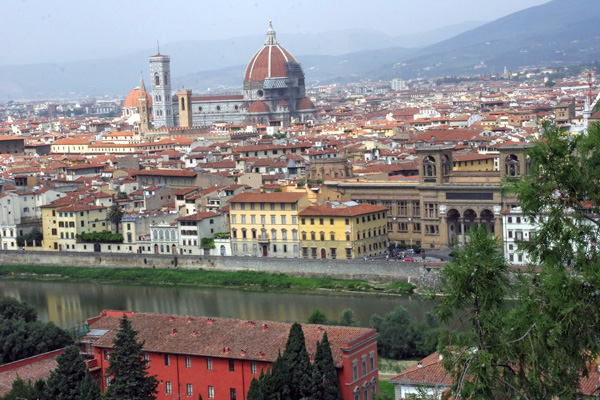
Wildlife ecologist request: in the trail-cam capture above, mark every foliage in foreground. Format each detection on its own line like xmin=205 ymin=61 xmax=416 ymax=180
xmin=247 ymin=324 xmax=341 ymax=400
xmin=44 ymin=345 xmax=100 ymax=400
xmin=437 ymin=122 xmax=600 ymax=399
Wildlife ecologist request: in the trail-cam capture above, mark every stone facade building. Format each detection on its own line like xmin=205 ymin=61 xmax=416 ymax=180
xmin=148 ymin=22 xmax=317 ymax=129
xmin=324 ymin=144 xmax=531 ymax=250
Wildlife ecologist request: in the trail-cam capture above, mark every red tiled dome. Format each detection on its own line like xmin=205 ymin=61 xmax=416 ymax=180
xmin=296 ymin=98 xmax=316 ymax=111
xmin=248 ymin=100 xmax=270 ymax=113
xmin=244 ymin=23 xmax=298 ymax=83
xmin=124 ymin=88 xmax=152 ymax=109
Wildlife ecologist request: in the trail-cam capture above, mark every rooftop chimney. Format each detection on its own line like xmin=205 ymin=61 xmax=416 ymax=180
xmin=262 ymin=324 xmax=268 ymax=331
xmin=170 ymin=328 xmax=177 ymax=335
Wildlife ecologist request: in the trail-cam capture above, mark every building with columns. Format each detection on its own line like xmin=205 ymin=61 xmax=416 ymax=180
xmin=145 ymin=22 xmax=317 ymax=130
xmin=323 ymin=143 xmax=531 ymax=250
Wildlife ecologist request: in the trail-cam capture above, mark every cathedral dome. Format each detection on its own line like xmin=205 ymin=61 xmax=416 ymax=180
xmin=248 ymin=100 xmax=270 ymax=113
xmin=296 ymin=98 xmax=316 ymax=111
xmin=244 ymin=22 xmax=299 ymax=83
xmin=124 ymin=87 xmax=152 ymax=109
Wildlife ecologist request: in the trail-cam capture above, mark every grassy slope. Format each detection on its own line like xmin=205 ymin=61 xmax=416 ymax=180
xmin=0 ymin=265 xmax=415 ymax=294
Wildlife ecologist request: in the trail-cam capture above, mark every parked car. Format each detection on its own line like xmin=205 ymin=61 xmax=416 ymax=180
xmin=403 ymin=257 xmax=417 ymax=262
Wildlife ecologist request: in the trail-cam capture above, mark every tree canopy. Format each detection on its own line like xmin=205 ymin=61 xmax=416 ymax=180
xmin=437 ymin=121 xmax=600 ymax=398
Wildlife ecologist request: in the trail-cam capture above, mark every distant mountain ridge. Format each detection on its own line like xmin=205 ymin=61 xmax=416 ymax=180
xmin=372 ymin=0 xmax=600 ymax=79
xmin=0 ymin=21 xmax=483 ymax=101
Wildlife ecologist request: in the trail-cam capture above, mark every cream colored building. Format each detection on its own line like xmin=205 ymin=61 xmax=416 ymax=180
xmin=229 ymin=192 xmax=309 ymax=258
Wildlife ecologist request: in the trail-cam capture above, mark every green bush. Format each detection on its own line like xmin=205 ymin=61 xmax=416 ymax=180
xmin=77 ymin=231 xmax=123 ymax=243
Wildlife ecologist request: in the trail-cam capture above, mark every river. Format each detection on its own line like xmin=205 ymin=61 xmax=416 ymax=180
xmin=0 ymin=280 xmax=436 ymax=328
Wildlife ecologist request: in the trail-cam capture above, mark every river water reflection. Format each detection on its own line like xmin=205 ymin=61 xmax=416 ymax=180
xmin=0 ymin=280 xmax=436 ymax=328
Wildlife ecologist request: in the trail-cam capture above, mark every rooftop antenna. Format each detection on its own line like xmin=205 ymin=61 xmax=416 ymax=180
xmin=157 ymin=40 xmax=160 ymax=55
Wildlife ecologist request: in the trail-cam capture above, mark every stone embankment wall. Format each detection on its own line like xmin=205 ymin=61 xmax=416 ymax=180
xmin=0 ymin=251 xmax=444 ymax=289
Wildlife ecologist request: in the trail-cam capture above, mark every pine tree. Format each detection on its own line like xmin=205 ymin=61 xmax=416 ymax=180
xmin=282 ymin=322 xmax=312 ymax=400
xmin=311 ymin=333 xmax=343 ymax=400
xmin=45 ymin=345 xmax=98 ymax=400
xmin=103 ymin=314 xmax=158 ymax=400
xmin=78 ymin=370 xmax=101 ymax=400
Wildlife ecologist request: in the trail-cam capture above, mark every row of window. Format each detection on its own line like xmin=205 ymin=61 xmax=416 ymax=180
xmin=233 ymin=243 xmax=298 ymax=255
xmin=388 ymin=221 xmax=421 ymax=233
xmin=352 ymin=353 xmax=376 ymax=381
xmin=301 ymin=213 xmax=386 ymax=226
xmin=231 ymin=203 xmax=297 ymax=211
xmin=232 ymin=215 xmax=297 ymax=225
xmin=232 ymin=228 xmax=297 ymax=240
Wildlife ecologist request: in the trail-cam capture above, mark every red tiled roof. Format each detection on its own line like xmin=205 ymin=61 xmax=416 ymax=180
xmin=0 ymin=349 xmax=63 ymax=396
xmin=87 ymin=311 xmax=376 ymax=368
xmin=177 ymin=212 xmax=220 ymax=222
xmin=389 ymin=351 xmax=452 ymax=387
xmin=299 ymin=203 xmax=388 ymax=217
xmin=133 ymin=169 xmax=197 ymax=177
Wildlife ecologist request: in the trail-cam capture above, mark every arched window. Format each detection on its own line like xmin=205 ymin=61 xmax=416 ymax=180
xmin=153 ymin=230 xmax=158 ymax=240
xmin=423 ymin=156 xmax=436 ymax=177
xmin=164 ymin=74 xmax=168 ymax=85
xmin=271 ymin=229 xmax=277 ymax=240
xmin=181 ymin=97 xmax=186 ymax=111
xmin=505 ymin=155 xmax=520 ymax=177
xmin=442 ymin=154 xmax=452 ymax=175
xmin=158 ymin=230 xmax=164 ymax=240
xmin=154 ymin=74 xmax=160 ymax=86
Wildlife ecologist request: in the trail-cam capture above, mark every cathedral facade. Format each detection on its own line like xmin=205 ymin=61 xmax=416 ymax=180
xmin=143 ymin=22 xmax=317 ymax=130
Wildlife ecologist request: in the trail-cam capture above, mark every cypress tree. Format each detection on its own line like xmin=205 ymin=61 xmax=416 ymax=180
xmin=247 ymin=377 xmax=263 ymax=400
xmin=311 ymin=332 xmax=343 ymax=400
xmin=268 ymin=353 xmax=288 ymax=400
xmin=44 ymin=345 xmax=95 ymax=400
xmin=103 ymin=314 xmax=158 ymax=400
xmin=282 ymin=322 xmax=312 ymax=400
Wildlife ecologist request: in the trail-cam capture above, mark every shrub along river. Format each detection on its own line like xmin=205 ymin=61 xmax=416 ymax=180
xmin=0 ymin=279 xmax=436 ymax=329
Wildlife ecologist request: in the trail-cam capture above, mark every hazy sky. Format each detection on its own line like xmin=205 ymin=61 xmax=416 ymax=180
xmin=1 ymin=0 xmax=550 ymax=66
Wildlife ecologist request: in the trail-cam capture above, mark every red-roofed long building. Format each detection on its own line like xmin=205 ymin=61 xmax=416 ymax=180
xmin=85 ymin=310 xmax=379 ymax=400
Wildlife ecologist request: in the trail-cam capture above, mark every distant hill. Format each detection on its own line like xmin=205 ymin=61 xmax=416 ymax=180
xmin=372 ymin=0 xmax=600 ymax=79
xmin=0 ymin=22 xmax=481 ymax=101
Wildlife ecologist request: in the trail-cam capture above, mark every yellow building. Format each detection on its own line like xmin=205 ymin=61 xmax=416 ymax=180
xmin=42 ymin=201 xmax=109 ymax=251
xmin=298 ymin=202 xmax=388 ymax=259
xmin=229 ymin=192 xmax=309 ymax=258
xmin=453 ymin=153 xmax=496 ymax=172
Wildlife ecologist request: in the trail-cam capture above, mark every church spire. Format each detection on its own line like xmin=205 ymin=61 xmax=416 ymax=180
xmin=265 ymin=20 xmax=278 ymax=46
xmin=139 ymin=73 xmax=147 ymax=95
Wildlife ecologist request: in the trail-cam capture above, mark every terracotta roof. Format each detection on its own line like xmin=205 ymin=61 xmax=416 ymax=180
xmin=86 ymin=311 xmax=376 ymax=368
xmin=229 ymin=191 xmax=305 ymax=204
xmin=177 ymin=212 xmax=220 ymax=222
xmin=133 ymin=169 xmax=197 ymax=177
xmin=389 ymin=351 xmax=452 ymax=387
xmin=248 ymin=100 xmax=270 ymax=114
xmin=297 ymin=98 xmax=316 ymax=111
xmin=244 ymin=35 xmax=297 ymax=83
xmin=0 ymin=349 xmax=63 ymax=396
xmin=124 ymin=88 xmax=152 ymax=109
xmin=299 ymin=202 xmax=388 ymax=217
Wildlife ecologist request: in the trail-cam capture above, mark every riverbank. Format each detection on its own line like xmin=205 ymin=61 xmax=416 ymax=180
xmin=0 ymin=265 xmax=416 ymax=295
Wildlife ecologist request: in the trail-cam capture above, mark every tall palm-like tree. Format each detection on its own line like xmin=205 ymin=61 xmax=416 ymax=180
xmin=108 ymin=204 xmax=124 ymax=234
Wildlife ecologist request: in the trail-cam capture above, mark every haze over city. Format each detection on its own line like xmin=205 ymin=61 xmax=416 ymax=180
xmin=1 ymin=0 xmax=549 ymax=65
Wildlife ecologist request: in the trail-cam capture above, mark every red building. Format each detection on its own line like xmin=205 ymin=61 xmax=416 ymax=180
xmin=84 ymin=310 xmax=379 ymax=400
